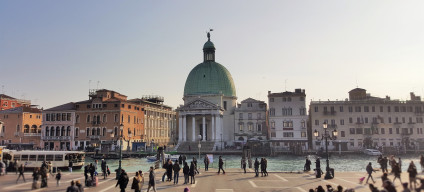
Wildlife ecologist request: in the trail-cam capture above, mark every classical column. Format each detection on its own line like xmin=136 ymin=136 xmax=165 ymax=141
xmin=212 ymin=115 xmax=215 ymax=141
xmin=202 ymin=116 xmax=206 ymax=141
xmin=192 ymin=116 xmax=196 ymax=142
xmin=179 ymin=116 xmax=183 ymax=142
xmin=216 ymin=116 xmax=221 ymax=141
xmin=183 ymin=115 xmax=187 ymax=141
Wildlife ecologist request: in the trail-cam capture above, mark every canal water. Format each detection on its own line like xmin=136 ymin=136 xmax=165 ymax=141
xmin=82 ymin=154 xmax=423 ymax=173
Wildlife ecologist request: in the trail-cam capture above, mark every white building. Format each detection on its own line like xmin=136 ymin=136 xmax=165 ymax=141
xmin=268 ymin=89 xmax=308 ymax=152
xmin=41 ymin=102 xmax=77 ymax=150
xmin=310 ymin=88 xmax=424 ymax=152
xmin=234 ymin=98 xmax=267 ymax=145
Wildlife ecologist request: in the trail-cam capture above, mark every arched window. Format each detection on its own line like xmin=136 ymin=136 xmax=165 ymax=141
xmin=75 ymin=128 xmax=79 ymax=137
xmin=102 ymin=128 xmax=106 ymax=136
xmin=103 ymin=114 xmax=107 ymax=123
xmin=97 ymin=128 xmax=101 ymax=136
xmin=76 ymin=115 xmax=80 ymax=123
xmin=31 ymin=125 xmax=37 ymax=133
xmin=66 ymin=126 xmax=71 ymax=136
xmin=97 ymin=116 xmax=100 ymax=124
xmin=92 ymin=128 xmax=95 ymax=136
xmin=38 ymin=125 xmax=42 ymax=133
xmin=24 ymin=124 xmax=30 ymax=133
xmin=257 ymin=123 xmax=262 ymax=132
xmin=46 ymin=127 xmax=50 ymax=136
xmin=87 ymin=115 xmax=91 ymax=123
xmin=56 ymin=126 xmax=60 ymax=136
xmin=50 ymin=127 xmax=55 ymax=136
xmin=114 ymin=127 xmax=118 ymax=137
xmin=61 ymin=126 xmax=65 ymax=136
xmin=238 ymin=136 xmax=244 ymax=141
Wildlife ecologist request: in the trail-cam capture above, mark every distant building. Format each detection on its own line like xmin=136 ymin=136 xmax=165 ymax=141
xmin=41 ymin=102 xmax=76 ymax=150
xmin=0 ymin=94 xmax=31 ymax=111
xmin=234 ymin=98 xmax=268 ymax=146
xmin=0 ymin=106 xmax=42 ymax=148
xmin=310 ymin=88 xmax=424 ymax=152
xmin=73 ymin=89 xmax=145 ymax=152
xmin=129 ymin=96 xmax=177 ymax=147
xmin=268 ymin=89 xmax=308 ymax=152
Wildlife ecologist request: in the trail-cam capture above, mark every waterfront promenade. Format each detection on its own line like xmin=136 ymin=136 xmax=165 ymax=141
xmin=0 ymin=168 xmax=421 ymax=192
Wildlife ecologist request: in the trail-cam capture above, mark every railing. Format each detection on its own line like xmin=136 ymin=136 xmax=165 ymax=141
xmin=89 ymin=135 xmax=101 ymax=140
xmin=42 ymin=136 xmax=71 ymax=140
xmin=24 ymin=133 xmax=41 ymax=137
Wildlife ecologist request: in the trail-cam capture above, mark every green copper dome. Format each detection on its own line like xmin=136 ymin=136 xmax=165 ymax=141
xmin=203 ymin=41 xmax=215 ymax=50
xmin=184 ymin=61 xmax=236 ymax=97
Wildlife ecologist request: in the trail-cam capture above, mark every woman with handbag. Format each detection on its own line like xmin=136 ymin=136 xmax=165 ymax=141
xmin=131 ymin=172 xmax=141 ymax=192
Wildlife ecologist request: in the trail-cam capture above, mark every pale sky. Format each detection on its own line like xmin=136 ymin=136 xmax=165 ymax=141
xmin=1 ymin=1 xmax=424 ymax=109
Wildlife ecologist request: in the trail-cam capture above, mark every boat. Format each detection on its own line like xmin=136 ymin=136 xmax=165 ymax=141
xmin=146 ymin=154 xmax=179 ymax=162
xmin=2 ymin=150 xmax=85 ymax=170
xmin=364 ymin=149 xmax=382 ymax=156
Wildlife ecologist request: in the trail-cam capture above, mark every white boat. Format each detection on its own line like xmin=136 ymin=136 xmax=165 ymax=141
xmin=146 ymin=154 xmax=179 ymax=162
xmin=364 ymin=149 xmax=382 ymax=156
xmin=2 ymin=150 xmax=85 ymax=169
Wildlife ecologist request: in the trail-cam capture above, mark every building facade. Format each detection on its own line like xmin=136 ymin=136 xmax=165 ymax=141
xmin=176 ymin=32 xmax=237 ymax=151
xmin=310 ymin=88 xmax=424 ymax=152
xmin=0 ymin=106 xmax=42 ymax=148
xmin=41 ymin=103 xmax=76 ymax=150
xmin=130 ymin=96 xmax=176 ymax=147
xmin=234 ymin=98 xmax=268 ymax=145
xmin=0 ymin=94 xmax=31 ymax=111
xmin=268 ymin=89 xmax=308 ymax=152
xmin=74 ymin=89 xmax=144 ymax=152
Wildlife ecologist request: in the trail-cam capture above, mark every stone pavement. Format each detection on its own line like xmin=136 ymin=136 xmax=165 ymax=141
xmin=0 ymin=168 xmax=423 ymax=192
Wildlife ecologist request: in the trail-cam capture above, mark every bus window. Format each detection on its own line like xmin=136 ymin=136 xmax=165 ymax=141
xmin=21 ymin=155 xmax=29 ymax=161
xmin=38 ymin=155 xmax=45 ymax=162
xmin=54 ymin=155 xmax=63 ymax=161
xmin=46 ymin=155 xmax=54 ymax=161
xmin=14 ymin=155 xmax=20 ymax=161
xmin=29 ymin=155 xmax=37 ymax=161
xmin=65 ymin=154 xmax=69 ymax=160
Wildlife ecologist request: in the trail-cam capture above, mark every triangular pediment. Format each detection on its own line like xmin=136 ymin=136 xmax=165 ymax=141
xmin=178 ymin=99 xmax=221 ymax=111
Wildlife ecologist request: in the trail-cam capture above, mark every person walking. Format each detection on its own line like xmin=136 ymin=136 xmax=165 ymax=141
xmin=382 ymin=156 xmax=389 ymax=173
xmin=204 ymin=155 xmax=209 ymax=171
xmin=16 ymin=164 xmax=26 ymax=183
xmin=147 ymin=167 xmax=156 ymax=192
xmin=193 ymin=157 xmax=199 ymax=174
xmin=189 ymin=161 xmax=196 ymax=184
xmin=40 ymin=166 xmax=48 ymax=188
xmin=14 ymin=160 xmax=18 ymax=174
xmin=167 ymin=160 xmax=173 ymax=182
xmin=76 ymin=180 xmax=84 ymax=192
xmin=407 ymin=161 xmax=418 ymax=190
xmin=393 ymin=162 xmax=402 ymax=185
xmin=260 ymin=158 xmax=265 ymax=177
xmin=173 ymin=160 xmax=181 ymax=184
xmin=254 ymin=158 xmax=259 ymax=177
xmin=241 ymin=158 xmax=247 ymax=173
xmin=161 ymin=159 xmax=168 ymax=182
xmin=218 ymin=156 xmax=225 ymax=174
xmin=315 ymin=158 xmax=322 ymax=178
xmin=68 ymin=159 xmax=73 ymax=173
xmin=138 ymin=170 xmax=144 ymax=190
xmin=366 ymin=162 xmax=376 ymax=184
xmin=89 ymin=163 xmax=95 ymax=181
xmin=32 ymin=167 xmax=40 ymax=189
xmin=183 ymin=162 xmax=189 ymax=184
xmin=179 ymin=155 xmax=183 ymax=165
xmin=131 ymin=172 xmax=142 ymax=192
xmin=421 ymin=155 xmax=424 ymax=173
xmin=115 ymin=169 xmax=129 ymax=192
xmin=263 ymin=158 xmax=268 ymax=176
xmin=56 ymin=170 xmax=62 ymax=186
xmin=101 ymin=159 xmax=107 ymax=179
xmin=66 ymin=180 xmax=79 ymax=192
xmin=84 ymin=165 xmax=89 ymax=185
xmin=0 ymin=160 xmax=5 ymax=176
xmin=399 ymin=157 xmax=402 ymax=172
xmin=94 ymin=160 xmax=98 ymax=176
xmin=304 ymin=157 xmax=311 ymax=171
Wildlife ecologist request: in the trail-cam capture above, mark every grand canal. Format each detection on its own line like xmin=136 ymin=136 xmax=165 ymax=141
xmin=83 ymin=153 xmax=423 ymax=173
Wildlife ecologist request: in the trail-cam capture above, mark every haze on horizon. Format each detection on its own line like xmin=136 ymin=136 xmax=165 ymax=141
xmin=1 ymin=1 xmax=424 ymax=109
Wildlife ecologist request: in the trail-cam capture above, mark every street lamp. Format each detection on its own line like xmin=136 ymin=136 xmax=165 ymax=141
xmin=198 ymin=135 xmax=202 ymax=160
xmin=128 ymin=131 xmax=132 ymax=152
xmin=116 ymin=123 xmax=124 ymax=180
xmin=314 ymin=122 xmax=338 ymax=179
xmin=151 ymin=139 xmax=154 ymax=152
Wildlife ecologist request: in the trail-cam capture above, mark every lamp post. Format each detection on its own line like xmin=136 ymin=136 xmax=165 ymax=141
xmin=198 ymin=135 xmax=202 ymax=160
xmin=128 ymin=131 xmax=132 ymax=152
xmin=151 ymin=139 xmax=154 ymax=152
xmin=116 ymin=124 xmax=124 ymax=180
xmin=314 ymin=122 xmax=338 ymax=179
xmin=220 ymin=133 xmax=223 ymax=151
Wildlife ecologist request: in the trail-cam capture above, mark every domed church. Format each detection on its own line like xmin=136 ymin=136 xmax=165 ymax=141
xmin=176 ymin=32 xmax=237 ymax=151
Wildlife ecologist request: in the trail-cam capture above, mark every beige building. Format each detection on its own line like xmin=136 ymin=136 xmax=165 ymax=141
xmin=310 ymin=88 xmax=424 ymax=152
xmin=0 ymin=106 xmax=42 ymax=148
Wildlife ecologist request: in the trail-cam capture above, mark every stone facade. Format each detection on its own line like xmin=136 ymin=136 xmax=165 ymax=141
xmin=234 ymin=98 xmax=267 ymax=145
xmin=268 ymin=89 xmax=308 ymax=151
xmin=310 ymin=88 xmax=424 ymax=152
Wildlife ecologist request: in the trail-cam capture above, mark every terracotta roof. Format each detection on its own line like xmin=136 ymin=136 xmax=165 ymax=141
xmin=0 ymin=94 xmax=16 ymax=100
xmin=44 ymin=102 xmax=75 ymax=111
xmin=0 ymin=106 xmax=41 ymax=114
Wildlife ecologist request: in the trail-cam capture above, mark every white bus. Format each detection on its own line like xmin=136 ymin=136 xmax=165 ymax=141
xmin=3 ymin=150 xmax=85 ymax=170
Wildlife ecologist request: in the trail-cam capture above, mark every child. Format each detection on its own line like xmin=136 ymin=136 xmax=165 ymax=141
xmin=56 ymin=170 xmax=61 ymax=186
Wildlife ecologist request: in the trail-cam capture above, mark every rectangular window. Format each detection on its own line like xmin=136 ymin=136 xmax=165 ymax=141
xmin=239 ymin=113 xmax=243 ymax=119
xmin=341 ymin=131 xmax=345 ymax=137
xmin=389 ymin=128 xmax=393 ymax=134
xmin=381 ymin=128 xmax=385 ymax=134
xmin=388 ymin=106 xmax=391 ymax=112
xmin=248 ymin=113 xmax=252 ymax=120
xmin=364 ymin=106 xmax=369 ymax=112
xmin=340 ymin=119 xmax=344 ymax=125
xmin=54 ymin=155 xmax=63 ymax=161
xmin=348 ymin=106 xmax=353 ymax=112
xmin=301 ymin=132 xmax=306 ymax=137
xmin=339 ymin=106 xmax=344 ymax=112
xmin=239 ymin=124 xmax=243 ymax=131
xmin=283 ymin=132 xmax=294 ymax=137
xmin=380 ymin=106 xmax=383 ymax=112
xmin=315 ymin=120 xmax=319 ymax=126
xmin=271 ymin=132 xmax=276 ymax=137
xmin=364 ymin=118 xmax=368 ymax=123
xmin=223 ymin=101 xmax=227 ymax=110
xmin=356 ymin=128 xmax=363 ymax=134
xmin=314 ymin=106 xmax=318 ymax=112
xmin=355 ymin=106 xmax=361 ymax=112
xmin=350 ymin=128 xmax=355 ymax=134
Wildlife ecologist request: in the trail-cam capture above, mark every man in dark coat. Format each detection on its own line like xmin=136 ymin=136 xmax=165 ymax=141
xmin=115 ymin=169 xmax=129 ymax=192
xmin=254 ymin=158 xmax=260 ymax=177
xmin=173 ymin=160 xmax=181 ymax=184
xmin=166 ymin=160 xmax=173 ymax=182
xmin=304 ymin=157 xmax=311 ymax=171
xmin=218 ymin=156 xmax=225 ymax=174
xmin=204 ymin=155 xmax=210 ymax=171
xmin=366 ymin=162 xmax=376 ymax=184
xmin=66 ymin=180 xmax=79 ymax=192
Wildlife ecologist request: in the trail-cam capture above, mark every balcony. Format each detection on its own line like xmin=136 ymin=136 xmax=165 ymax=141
xmin=42 ymin=136 xmax=71 ymax=141
xmin=24 ymin=133 xmax=41 ymax=137
xmin=89 ymin=135 xmax=101 ymax=140
xmin=323 ymin=111 xmax=336 ymax=116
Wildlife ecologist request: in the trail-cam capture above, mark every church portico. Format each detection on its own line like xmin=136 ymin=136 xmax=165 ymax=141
xmin=177 ymin=100 xmax=224 ymax=143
